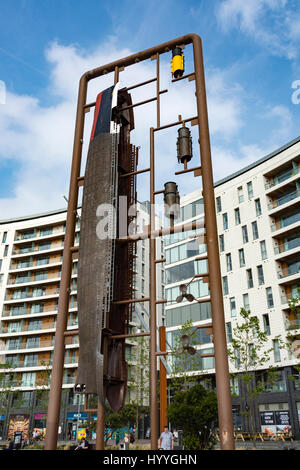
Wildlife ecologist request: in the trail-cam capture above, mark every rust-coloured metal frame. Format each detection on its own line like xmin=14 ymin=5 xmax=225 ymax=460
xmin=44 ymin=33 xmax=235 ymax=451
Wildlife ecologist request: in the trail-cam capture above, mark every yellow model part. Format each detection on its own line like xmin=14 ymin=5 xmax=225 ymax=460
xmin=171 ymin=54 xmax=184 ymax=77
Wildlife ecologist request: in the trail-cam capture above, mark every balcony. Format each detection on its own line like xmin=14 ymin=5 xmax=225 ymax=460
xmin=4 ymin=288 xmax=60 ymax=304
xmin=0 ymin=321 xmax=56 ymax=336
xmin=271 ymin=211 xmax=300 ymax=235
xmin=285 ymin=318 xmax=300 ymax=331
xmin=278 ymin=261 xmax=300 ymax=282
xmin=265 ymin=164 xmax=300 ymax=192
xmin=2 ymin=303 xmax=59 ymax=319
xmin=268 ymin=188 xmax=300 ymax=212
xmin=7 ymin=272 xmax=63 ymax=288
xmin=1 ymin=339 xmax=55 ymax=352
xmin=14 ymin=227 xmax=65 ymax=243
xmin=9 ymin=257 xmax=64 ymax=273
xmin=11 ymin=242 xmax=64 ymax=259
xmin=274 ymin=235 xmax=300 ymax=256
xmin=0 ymin=358 xmax=53 ymax=370
xmin=281 ymin=290 xmax=300 ymax=306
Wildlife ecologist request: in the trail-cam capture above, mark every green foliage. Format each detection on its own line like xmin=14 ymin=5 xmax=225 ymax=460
xmin=104 ymin=403 xmax=136 ymax=437
xmin=167 ymin=383 xmax=218 ymax=450
xmin=227 ymin=308 xmax=286 ymax=447
xmin=169 ymin=320 xmax=201 ymax=392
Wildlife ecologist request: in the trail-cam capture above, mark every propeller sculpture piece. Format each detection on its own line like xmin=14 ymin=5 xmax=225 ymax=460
xmin=174 ymin=334 xmax=197 ymax=355
xmin=176 ymin=283 xmax=195 ymax=303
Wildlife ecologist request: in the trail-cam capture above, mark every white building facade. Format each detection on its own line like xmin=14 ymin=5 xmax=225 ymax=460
xmin=164 ymin=136 xmax=300 ymax=437
xmin=0 ymin=201 xmax=163 ymax=440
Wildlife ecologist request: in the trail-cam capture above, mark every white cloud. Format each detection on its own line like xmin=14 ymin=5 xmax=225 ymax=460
xmin=216 ymin=0 xmax=298 ymax=59
xmin=0 ymin=38 xmax=248 ymax=218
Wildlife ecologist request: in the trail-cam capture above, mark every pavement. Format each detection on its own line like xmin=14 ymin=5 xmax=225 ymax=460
xmin=215 ymin=439 xmax=300 ymax=451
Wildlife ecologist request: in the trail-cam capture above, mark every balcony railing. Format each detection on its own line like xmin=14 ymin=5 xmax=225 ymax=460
xmin=2 ymin=340 xmax=55 ymax=351
xmin=285 ymin=319 xmax=300 ymax=330
xmin=268 ymin=190 xmax=299 ymax=210
xmin=278 ymin=263 xmax=300 ymax=279
xmin=274 ymin=236 xmax=300 ymax=255
xmin=14 ymin=227 xmax=65 ymax=242
xmin=281 ymin=293 xmax=298 ymax=304
xmin=12 ymin=242 xmax=64 ymax=256
xmin=265 ymin=166 xmax=299 ymax=190
xmin=271 ymin=212 xmax=300 ymax=232
xmin=11 ymin=256 xmax=63 ymax=271
xmin=5 ymin=288 xmax=60 ymax=301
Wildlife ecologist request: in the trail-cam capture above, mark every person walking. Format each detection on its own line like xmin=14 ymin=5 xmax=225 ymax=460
xmin=159 ymin=425 xmax=174 ymax=450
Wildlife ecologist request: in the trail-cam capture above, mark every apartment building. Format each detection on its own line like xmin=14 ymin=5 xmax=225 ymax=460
xmin=0 ymin=201 xmax=162 ymax=440
xmin=164 ymin=136 xmax=300 ymax=437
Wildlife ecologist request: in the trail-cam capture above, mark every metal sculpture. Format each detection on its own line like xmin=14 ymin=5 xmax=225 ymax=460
xmin=45 ymin=34 xmax=235 ymax=452
xmin=75 ymin=84 xmax=136 ymax=412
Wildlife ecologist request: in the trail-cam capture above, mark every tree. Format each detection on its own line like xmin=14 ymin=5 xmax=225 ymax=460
xmin=285 ymin=287 xmax=300 ymax=390
xmin=167 ymin=383 xmax=218 ymax=450
xmin=0 ymin=360 xmax=19 ymax=430
xmin=103 ymin=403 xmax=136 ymax=443
xmin=126 ymin=334 xmax=150 ymax=438
xmin=168 ymin=320 xmax=203 ymax=393
xmin=227 ymin=308 xmax=285 ymax=448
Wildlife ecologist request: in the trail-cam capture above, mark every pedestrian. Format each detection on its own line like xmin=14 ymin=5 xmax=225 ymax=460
xmin=4 ymin=438 xmax=14 ymax=450
xmin=159 ymin=425 xmax=174 ymax=450
xmin=74 ymin=437 xmax=89 ymax=450
xmin=115 ymin=431 xmax=120 ymax=446
xmin=130 ymin=431 xmax=135 ymax=444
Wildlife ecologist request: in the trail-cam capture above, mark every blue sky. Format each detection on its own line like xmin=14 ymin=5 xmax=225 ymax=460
xmin=0 ymin=0 xmax=300 ymax=217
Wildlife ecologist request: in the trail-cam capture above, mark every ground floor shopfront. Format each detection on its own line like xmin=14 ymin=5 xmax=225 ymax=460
xmin=167 ymin=366 xmax=300 ymax=440
xmin=0 ymin=389 xmax=96 ymax=441
xmin=0 ymin=389 xmax=149 ymax=442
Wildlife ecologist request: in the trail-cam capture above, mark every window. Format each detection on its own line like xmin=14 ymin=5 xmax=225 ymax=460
xmin=246 ymin=269 xmax=254 ymax=288
xmin=226 ymin=322 xmax=232 ymax=342
xmin=247 ymin=181 xmax=253 ymax=199
xmin=2 ymin=232 xmax=7 ymax=243
xmin=226 ymin=253 xmax=232 ymax=272
xmin=255 ymin=198 xmax=262 ymax=216
xmin=24 ymin=354 xmax=38 ymax=367
xmin=0 ymin=259 xmax=2 ymax=271
xmin=141 ymin=263 xmax=145 ymax=277
xmin=36 ymin=256 xmax=49 ymax=266
xmin=219 ymin=234 xmax=225 ymax=252
xmin=239 ymin=248 xmax=245 ymax=267
xmin=223 ymin=213 xmax=228 ymax=230
xmin=243 ymin=293 xmax=250 ymax=310
xmin=21 ymin=372 xmax=36 ymax=387
xmin=266 ymin=287 xmax=274 ymax=308
xmin=257 ymin=265 xmax=264 ymax=285
xmin=216 ymin=196 xmax=222 ymax=213
xmin=33 ymin=286 xmax=46 ymax=297
xmin=252 ymin=221 xmax=259 ymax=240
xmin=222 ymin=276 xmax=229 ymax=295
xmin=27 ymin=320 xmax=42 ymax=331
xmin=237 ymin=186 xmax=244 ymax=203
xmin=234 ymin=208 xmax=241 ymax=225
xmin=230 ymin=297 xmax=237 ymax=317
xmin=3 ymin=245 xmax=8 ymax=257
xmin=263 ymin=314 xmax=271 ymax=335
xmin=273 ymin=339 xmax=281 ymax=362
xmin=260 ymin=240 xmax=268 ymax=260
xmin=242 ymin=225 xmax=249 ymax=243
xmin=26 ymin=337 xmax=40 ymax=349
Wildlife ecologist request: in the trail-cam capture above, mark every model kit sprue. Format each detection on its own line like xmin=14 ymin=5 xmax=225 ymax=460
xmin=44 ymin=34 xmax=235 ymax=451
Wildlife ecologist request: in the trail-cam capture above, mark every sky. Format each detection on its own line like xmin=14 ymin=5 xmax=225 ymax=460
xmin=1 ymin=0 xmax=300 ymax=218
